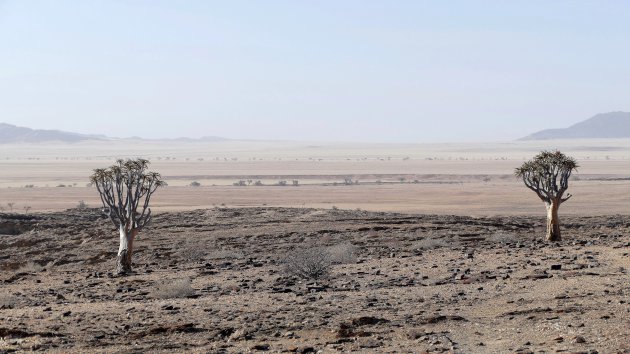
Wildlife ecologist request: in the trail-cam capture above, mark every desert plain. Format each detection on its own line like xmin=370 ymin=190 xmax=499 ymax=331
xmin=1 ymin=139 xmax=629 ymax=353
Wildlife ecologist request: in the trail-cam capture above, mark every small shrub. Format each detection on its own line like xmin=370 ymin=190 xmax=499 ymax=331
xmin=190 ymin=181 xmax=201 ymax=187
xmin=486 ymin=232 xmax=518 ymax=244
xmin=283 ymin=246 xmax=332 ymax=280
xmin=77 ymin=200 xmax=88 ymax=210
xmin=19 ymin=261 xmax=43 ymax=273
xmin=327 ymin=243 xmax=359 ymax=264
xmin=0 ymin=294 xmax=18 ymax=309
xmin=180 ymin=246 xmax=206 ymax=261
xmin=152 ymin=278 xmax=195 ymax=299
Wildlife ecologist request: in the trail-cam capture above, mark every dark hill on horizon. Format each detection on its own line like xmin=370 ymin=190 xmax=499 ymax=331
xmin=0 ymin=123 xmax=228 ymax=144
xmin=520 ymin=112 xmax=630 ymax=140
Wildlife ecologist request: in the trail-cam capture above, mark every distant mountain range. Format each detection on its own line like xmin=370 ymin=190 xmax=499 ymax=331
xmin=0 ymin=123 xmax=228 ymax=144
xmin=520 ymin=112 xmax=630 ymax=140
xmin=4 ymin=112 xmax=630 ymax=143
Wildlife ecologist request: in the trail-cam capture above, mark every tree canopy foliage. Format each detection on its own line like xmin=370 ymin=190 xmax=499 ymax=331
xmin=515 ymin=150 xmax=578 ymax=204
xmin=90 ymin=158 xmax=166 ymax=230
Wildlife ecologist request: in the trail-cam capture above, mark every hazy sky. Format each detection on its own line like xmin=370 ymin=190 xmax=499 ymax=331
xmin=1 ymin=1 xmax=629 ymax=142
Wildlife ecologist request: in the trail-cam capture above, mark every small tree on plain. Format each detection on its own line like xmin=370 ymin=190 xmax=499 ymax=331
xmin=90 ymin=159 xmax=165 ymax=275
xmin=515 ymin=150 xmax=578 ymax=241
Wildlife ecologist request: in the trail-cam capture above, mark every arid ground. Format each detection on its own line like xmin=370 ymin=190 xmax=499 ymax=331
xmin=1 ymin=208 xmax=629 ymax=353
xmin=1 ymin=140 xmax=630 ymax=353
xmin=1 ymin=139 xmax=630 ymax=215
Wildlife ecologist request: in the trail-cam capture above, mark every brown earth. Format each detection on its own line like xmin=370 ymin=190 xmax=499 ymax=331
xmin=1 ymin=207 xmax=629 ymax=353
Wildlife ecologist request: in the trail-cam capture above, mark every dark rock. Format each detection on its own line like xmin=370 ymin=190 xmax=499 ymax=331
xmin=573 ymin=335 xmax=587 ymax=344
xmin=251 ymin=343 xmax=270 ymax=351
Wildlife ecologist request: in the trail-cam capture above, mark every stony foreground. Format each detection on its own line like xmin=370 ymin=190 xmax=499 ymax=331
xmin=1 ymin=208 xmax=629 ymax=353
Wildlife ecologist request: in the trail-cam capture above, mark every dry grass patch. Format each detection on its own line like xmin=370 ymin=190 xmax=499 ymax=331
xmin=152 ymin=278 xmax=195 ymax=299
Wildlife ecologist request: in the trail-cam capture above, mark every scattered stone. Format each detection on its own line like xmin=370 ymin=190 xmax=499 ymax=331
xmin=572 ymin=335 xmax=587 ymax=344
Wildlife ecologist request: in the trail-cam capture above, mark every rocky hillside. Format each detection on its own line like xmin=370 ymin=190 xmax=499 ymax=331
xmin=520 ymin=112 xmax=630 ymax=140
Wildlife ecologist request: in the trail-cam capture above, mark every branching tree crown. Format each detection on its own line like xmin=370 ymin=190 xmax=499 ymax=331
xmin=90 ymin=158 xmax=166 ymax=231
xmin=90 ymin=158 xmax=165 ymax=275
xmin=515 ymin=150 xmax=578 ymax=204
xmin=515 ymin=150 xmax=578 ymax=241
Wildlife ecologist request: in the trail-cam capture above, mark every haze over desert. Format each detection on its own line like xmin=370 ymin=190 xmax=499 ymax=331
xmin=3 ymin=1 xmax=630 ymax=353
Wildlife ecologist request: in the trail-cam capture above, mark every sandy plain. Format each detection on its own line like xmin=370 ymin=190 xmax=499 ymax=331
xmin=1 ymin=139 xmax=630 ymax=353
xmin=1 ymin=139 xmax=630 ymax=216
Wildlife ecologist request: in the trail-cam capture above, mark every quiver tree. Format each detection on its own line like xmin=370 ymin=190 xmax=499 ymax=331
xmin=515 ymin=150 xmax=578 ymax=241
xmin=90 ymin=159 xmax=165 ymax=275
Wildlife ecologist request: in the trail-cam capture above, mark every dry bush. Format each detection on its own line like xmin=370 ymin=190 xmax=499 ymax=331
xmin=180 ymin=246 xmax=207 ymax=261
xmin=327 ymin=243 xmax=359 ymax=264
xmin=19 ymin=261 xmax=43 ymax=273
xmin=76 ymin=200 xmax=88 ymax=210
xmin=486 ymin=232 xmax=519 ymax=244
xmin=152 ymin=278 xmax=195 ymax=299
xmin=0 ymin=294 xmax=18 ymax=309
xmin=283 ymin=246 xmax=332 ymax=280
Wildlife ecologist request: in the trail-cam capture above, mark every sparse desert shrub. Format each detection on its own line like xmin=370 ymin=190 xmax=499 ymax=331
xmin=0 ymin=294 xmax=18 ymax=309
xmin=77 ymin=200 xmax=89 ymax=210
xmin=277 ymin=180 xmax=287 ymax=186
xmin=24 ymin=184 xmax=35 ymax=188
xmin=486 ymin=232 xmax=518 ymax=244
xmin=283 ymin=246 xmax=332 ymax=280
xmin=23 ymin=206 xmax=31 ymax=214
xmin=189 ymin=181 xmax=201 ymax=187
xmin=180 ymin=246 xmax=207 ymax=261
xmin=233 ymin=180 xmax=246 ymax=186
xmin=254 ymin=180 xmax=263 ymax=186
xmin=19 ymin=261 xmax=43 ymax=273
xmin=327 ymin=243 xmax=359 ymax=264
xmin=152 ymin=278 xmax=195 ymax=299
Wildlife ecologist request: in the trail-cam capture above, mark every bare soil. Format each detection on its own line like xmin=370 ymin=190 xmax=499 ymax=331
xmin=1 ymin=207 xmax=629 ymax=353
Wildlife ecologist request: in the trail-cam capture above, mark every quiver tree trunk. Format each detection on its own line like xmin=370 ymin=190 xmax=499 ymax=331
xmin=515 ymin=150 xmax=578 ymax=242
xmin=545 ymin=201 xmax=561 ymax=242
xmin=116 ymin=226 xmax=138 ymax=275
xmin=91 ymin=159 xmax=165 ymax=276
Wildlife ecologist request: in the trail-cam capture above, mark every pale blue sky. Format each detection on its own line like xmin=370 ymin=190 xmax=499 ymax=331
xmin=1 ymin=1 xmax=629 ymax=142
